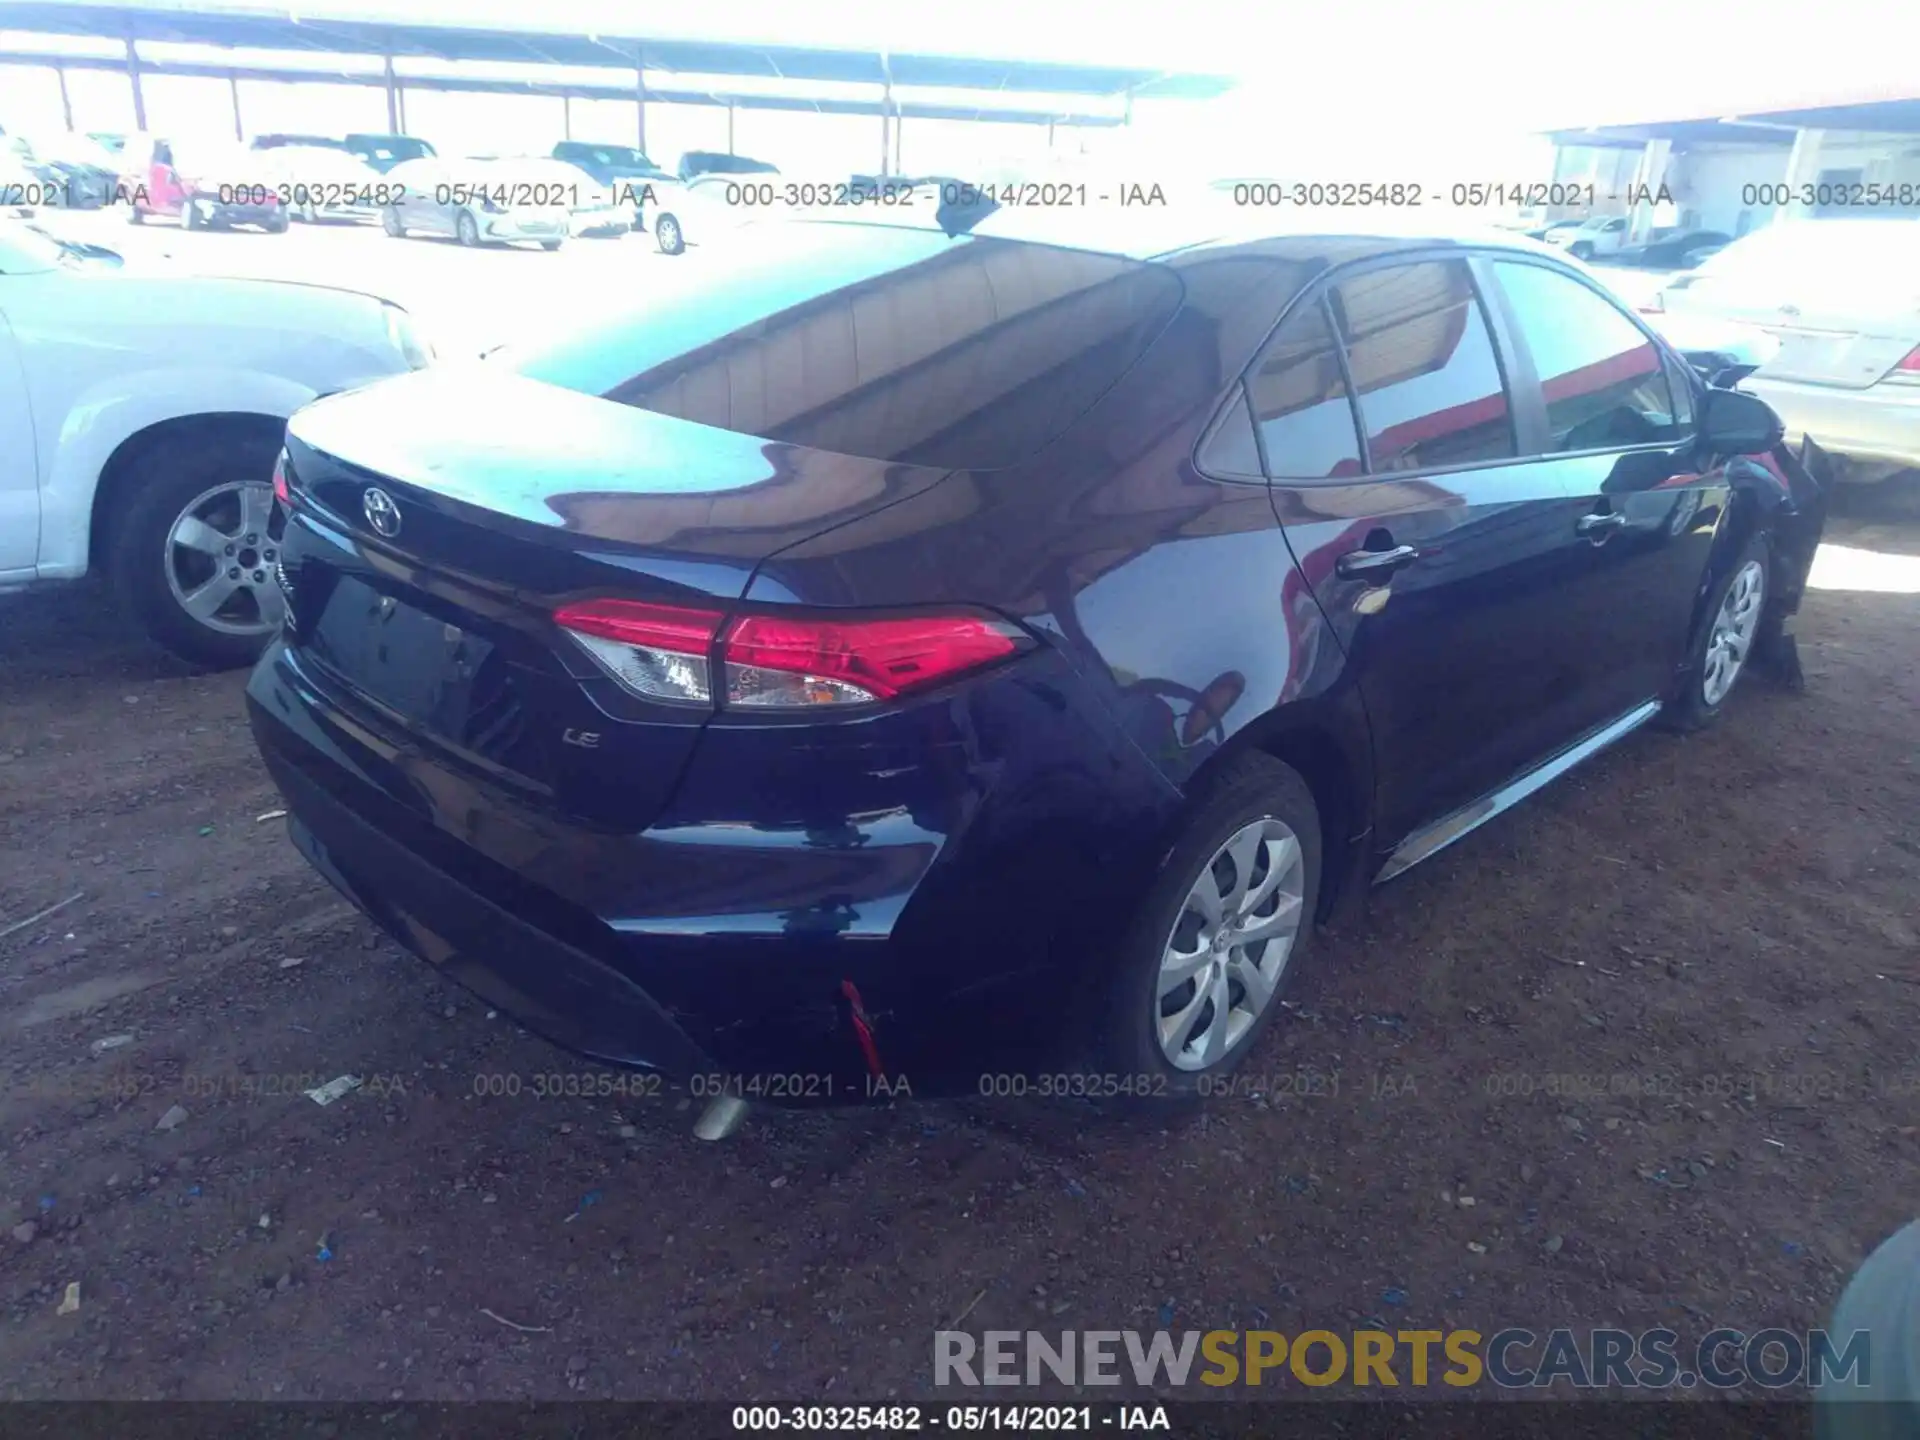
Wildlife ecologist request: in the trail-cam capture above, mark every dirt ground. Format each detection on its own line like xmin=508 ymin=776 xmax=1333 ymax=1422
xmin=1 ymin=505 xmax=1916 ymax=1403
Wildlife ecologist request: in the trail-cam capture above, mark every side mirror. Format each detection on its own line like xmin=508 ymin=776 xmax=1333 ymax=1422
xmin=1699 ymin=387 xmax=1784 ymax=457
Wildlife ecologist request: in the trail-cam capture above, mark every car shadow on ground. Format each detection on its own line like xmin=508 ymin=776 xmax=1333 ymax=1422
xmin=0 ymin=581 xmax=214 ymax=687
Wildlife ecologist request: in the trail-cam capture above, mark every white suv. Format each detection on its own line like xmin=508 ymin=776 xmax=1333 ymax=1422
xmin=0 ymin=220 xmax=430 ymax=664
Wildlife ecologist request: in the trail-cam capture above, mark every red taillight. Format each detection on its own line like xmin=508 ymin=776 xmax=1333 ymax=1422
xmin=1895 ymin=345 xmax=1920 ymax=374
xmin=724 ymin=612 xmax=1021 ymax=705
xmin=271 ymin=451 xmax=290 ymax=505
xmin=552 ymin=598 xmax=724 ymax=652
xmin=551 ymin=599 xmax=1025 ymax=710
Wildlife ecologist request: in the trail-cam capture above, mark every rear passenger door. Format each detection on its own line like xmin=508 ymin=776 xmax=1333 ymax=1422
xmin=1255 ymin=255 xmax=1602 ymax=849
xmin=1480 ymin=257 xmax=1726 ymax=726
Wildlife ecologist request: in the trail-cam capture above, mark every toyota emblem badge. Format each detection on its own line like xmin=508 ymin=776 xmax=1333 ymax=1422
xmin=362 ymin=487 xmax=402 ymax=539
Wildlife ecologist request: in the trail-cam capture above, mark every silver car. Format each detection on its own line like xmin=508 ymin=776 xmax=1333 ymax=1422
xmin=1656 ymin=218 xmax=1920 ymax=480
xmin=260 ymin=145 xmax=387 ymax=223
xmin=380 ymin=156 xmax=574 ymax=250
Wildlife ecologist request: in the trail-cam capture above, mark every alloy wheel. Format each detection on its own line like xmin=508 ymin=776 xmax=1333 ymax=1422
xmin=162 ymin=480 xmax=286 ymax=638
xmin=1155 ymin=817 xmax=1306 ymax=1071
xmin=1701 ymin=558 xmax=1765 ymax=707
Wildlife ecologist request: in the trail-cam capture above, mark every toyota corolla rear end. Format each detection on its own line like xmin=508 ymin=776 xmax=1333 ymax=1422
xmin=247 ymin=222 xmax=1185 ymax=1096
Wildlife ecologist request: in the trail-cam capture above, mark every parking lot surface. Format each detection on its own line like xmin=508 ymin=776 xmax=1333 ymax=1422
xmin=2 ymin=210 xmax=1916 ymax=1401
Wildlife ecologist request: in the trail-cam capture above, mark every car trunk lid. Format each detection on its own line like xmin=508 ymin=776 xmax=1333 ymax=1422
xmin=276 ymin=365 xmax=948 ymax=827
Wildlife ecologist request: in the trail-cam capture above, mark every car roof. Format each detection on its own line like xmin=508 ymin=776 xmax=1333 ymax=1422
xmin=802 ymin=205 xmax=1588 ymax=269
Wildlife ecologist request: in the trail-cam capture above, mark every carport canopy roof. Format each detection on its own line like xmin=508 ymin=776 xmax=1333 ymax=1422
xmin=0 ymin=0 xmax=1235 ymax=100
xmin=1550 ymin=96 xmax=1920 ymax=149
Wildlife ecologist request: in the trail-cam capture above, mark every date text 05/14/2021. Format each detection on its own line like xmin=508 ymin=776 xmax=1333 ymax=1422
xmin=730 ymin=1405 xmax=1171 ymax=1432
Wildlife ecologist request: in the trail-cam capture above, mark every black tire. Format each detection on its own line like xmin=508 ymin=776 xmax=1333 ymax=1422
xmin=105 ymin=424 xmax=286 ymax=669
xmin=127 ymin=204 xmax=145 ymax=225
xmin=382 ymin=206 xmax=405 ymax=238
xmin=266 ymin=214 xmax=289 ymax=234
xmin=1663 ymin=532 xmax=1770 ymax=733
xmin=182 ymin=200 xmax=202 ymax=232
xmin=1092 ymin=753 xmax=1322 ymax=1095
xmin=655 ymin=212 xmax=684 ymax=255
xmin=540 ymin=239 xmax=562 ymax=251
xmin=1568 ymin=241 xmax=1593 ymax=259
xmin=456 ymin=210 xmax=480 ymax=247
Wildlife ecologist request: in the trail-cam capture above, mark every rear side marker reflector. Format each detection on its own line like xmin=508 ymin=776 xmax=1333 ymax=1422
xmin=551 ymin=599 xmax=1027 ymax=710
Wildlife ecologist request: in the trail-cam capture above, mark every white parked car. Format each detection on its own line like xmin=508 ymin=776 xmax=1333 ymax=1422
xmin=0 ymin=219 xmax=432 ymax=664
xmin=1544 ymin=215 xmax=1630 ymax=259
xmin=380 ymin=156 xmax=584 ymax=249
xmin=257 ymin=144 xmax=389 ymax=224
xmin=1656 ymin=218 xmax=1920 ymax=480
xmin=630 ymin=170 xmax=769 ymax=255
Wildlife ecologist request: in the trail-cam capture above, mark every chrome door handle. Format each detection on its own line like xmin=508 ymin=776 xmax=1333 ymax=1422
xmin=1576 ymin=511 xmax=1628 ymax=540
xmin=1335 ymin=543 xmax=1419 ymax=581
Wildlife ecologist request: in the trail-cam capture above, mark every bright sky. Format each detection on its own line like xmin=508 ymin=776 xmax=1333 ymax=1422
xmin=0 ymin=0 xmax=1904 ymax=177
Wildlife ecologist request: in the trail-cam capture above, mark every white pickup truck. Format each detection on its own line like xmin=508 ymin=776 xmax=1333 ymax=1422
xmin=0 ymin=220 xmax=430 ymax=665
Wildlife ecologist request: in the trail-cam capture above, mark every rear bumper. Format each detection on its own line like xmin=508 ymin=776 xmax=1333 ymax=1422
xmin=481 ymin=211 xmax=568 ymax=242
xmin=273 ymin=754 xmax=715 ymax=1078
xmin=1744 ymin=375 xmax=1920 ymax=472
xmin=195 ymin=196 xmax=283 ymax=225
xmin=570 ymin=208 xmax=628 ymax=233
xmin=247 ymin=636 xmax=1178 ymax=1095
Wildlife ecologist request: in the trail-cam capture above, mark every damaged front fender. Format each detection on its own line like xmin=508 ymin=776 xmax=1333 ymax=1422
xmin=1733 ymin=433 xmax=1834 ymax=691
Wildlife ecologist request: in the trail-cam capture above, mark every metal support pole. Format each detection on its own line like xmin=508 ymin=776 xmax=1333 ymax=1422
xmin=1779 ymin=127 xmax=1825 ymax=223
xmin=635 ymin=58 xmax=647 ymax=154
xmin=56 ymin=63 xmax=74 ymax=131
xmin=726 ymin=102 xmax=735 ymax=155
xmin=562 ymin=93 xmax=571 ymax=140
xmin=879 ymin=51 xmax=893 ymax=177
xmin=229 ymin=71 xmax=243 ymax=141
xmin=893 ymin=113 xmax=902 ymax=174
xmin=384 ymin=53 xmax=399 ymax=132
xmin=125 ymin=36 xmax=146 ymax=132
xmin=397 ymin=83 xmax=407 ymax=132
xmin=1625 ymin=137 xmax=1671 ymax=243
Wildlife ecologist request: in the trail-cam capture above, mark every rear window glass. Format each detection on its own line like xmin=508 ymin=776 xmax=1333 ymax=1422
xmin=1245 ymin=298 xmax=1363 ymax=480
xmin=506 ymin=225 xmax=1184 ymax=470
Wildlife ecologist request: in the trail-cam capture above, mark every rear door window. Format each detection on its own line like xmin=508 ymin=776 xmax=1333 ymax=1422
xmin=1329 ymin=259 xmax=1515 ymax=472
xmin=508 ymin=227 xmax=1183 ymax=470
xmin=1243 ymin=298 xmax=1363 ymax=479
xmin=1492 ymin=260 xmax=1680 ymax=451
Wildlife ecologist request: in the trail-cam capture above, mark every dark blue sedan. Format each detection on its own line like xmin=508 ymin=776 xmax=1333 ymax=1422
xmin=247 ymin=214 xmax=1827 ymax=1112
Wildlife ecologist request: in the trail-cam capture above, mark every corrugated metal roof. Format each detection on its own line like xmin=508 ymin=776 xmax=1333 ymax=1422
xmin=0 ymin=0 xmax=1234 ymax=99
